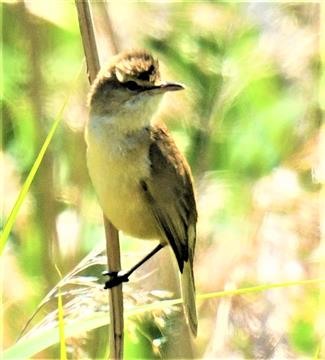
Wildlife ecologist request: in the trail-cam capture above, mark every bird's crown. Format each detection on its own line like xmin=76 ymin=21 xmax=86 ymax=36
xmin=95 ymin=50 xmax=160 ymax=89
xmin=113 ymin=50 xmax=160 ymax=86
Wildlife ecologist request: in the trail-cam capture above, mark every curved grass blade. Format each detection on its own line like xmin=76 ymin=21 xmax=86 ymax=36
xmin=0 ymin=63 xmax=84 ymax=255
xmin=3 ymin=277 xmax=325 ymax=359
xmin=196 ymin=277 xmax=325 ymax=301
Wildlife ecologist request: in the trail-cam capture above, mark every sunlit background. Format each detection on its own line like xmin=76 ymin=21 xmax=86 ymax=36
xmin=2 ymin=1 xmax=325 ymax=358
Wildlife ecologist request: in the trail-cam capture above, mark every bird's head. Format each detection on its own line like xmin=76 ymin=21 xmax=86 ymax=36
xmin=88 ymin=50 xmax=183 ymax=118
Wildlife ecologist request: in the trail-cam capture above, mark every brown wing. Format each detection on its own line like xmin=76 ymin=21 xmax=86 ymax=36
xmin=140 ymin=124 xmax=197 ymax=272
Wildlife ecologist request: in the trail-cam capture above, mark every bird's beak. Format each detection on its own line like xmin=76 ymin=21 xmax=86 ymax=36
xmin=159 ymin=82 xmax=184 ymax=91
xmin=147 ymin=82 xmax=184 ymax=94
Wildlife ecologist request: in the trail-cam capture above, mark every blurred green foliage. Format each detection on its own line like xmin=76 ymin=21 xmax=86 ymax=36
xmin=291 ymin=319 xmax=317 ymax=355
xmin=147 ymin=8 xmax=313 ymax=182
xmin=2 ymin=2 xmax=323 ymax=359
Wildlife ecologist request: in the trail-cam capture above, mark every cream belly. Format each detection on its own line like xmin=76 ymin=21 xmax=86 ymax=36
xmin=86 ymin=126 xmax=159 ymax=240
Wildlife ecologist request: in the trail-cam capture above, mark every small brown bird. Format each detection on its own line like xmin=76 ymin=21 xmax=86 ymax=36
xmin=86 ymin=50 xmax=198 ymax=335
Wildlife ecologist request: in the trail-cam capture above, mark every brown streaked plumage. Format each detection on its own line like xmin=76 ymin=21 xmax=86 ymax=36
xmin=86 ymin=49 xmax=198 ymax=335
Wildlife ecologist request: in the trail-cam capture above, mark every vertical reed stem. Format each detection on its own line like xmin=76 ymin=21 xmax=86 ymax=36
xmin=75 ymin=1 xmax=123 ymax=358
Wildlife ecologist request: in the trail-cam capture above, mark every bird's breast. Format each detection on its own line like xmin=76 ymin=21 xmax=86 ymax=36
xmin=85 ymin=120 xmax=159 ymax=239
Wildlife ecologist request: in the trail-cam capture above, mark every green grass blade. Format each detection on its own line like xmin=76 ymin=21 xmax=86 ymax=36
xmin=3 ymin=313 xmax=108 ymax=360
xmin=313 ymin=343 xmax=321 ymax=360
xmin=55 ymin=265 xmax=67 ymax=360
xmin=3 ymin=277 xmax=325 ymax=359
xmin=0 ymin=64 xmax=83 ymax=255
xmin=196 ymin=277 xmax=325 ymax=301
xmin=0 ymin=104 xmax=63 ymax=254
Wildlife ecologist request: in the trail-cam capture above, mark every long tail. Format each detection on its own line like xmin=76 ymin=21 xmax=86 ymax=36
xmin=181 ymin=261 xmax=198 ymax=336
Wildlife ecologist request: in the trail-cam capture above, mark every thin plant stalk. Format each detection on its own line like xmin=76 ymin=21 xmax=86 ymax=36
xmin=74 ymin=1 xmax=123 ymax=359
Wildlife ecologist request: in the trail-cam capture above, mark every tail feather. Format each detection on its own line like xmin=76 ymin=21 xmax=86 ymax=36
xmin=181 ymin=261 xmax=198 ymax=336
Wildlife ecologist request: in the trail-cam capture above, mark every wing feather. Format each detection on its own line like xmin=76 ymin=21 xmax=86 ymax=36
xmin=140 ymin=124 xmax=197 ymax=272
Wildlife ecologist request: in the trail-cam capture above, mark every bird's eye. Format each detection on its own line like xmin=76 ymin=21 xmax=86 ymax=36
xmin=124 ymin=81 xmax=142 ymax=91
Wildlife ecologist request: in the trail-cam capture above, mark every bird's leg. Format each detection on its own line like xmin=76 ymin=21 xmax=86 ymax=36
xmin=103 ymin=243 xmax=165 ymax=289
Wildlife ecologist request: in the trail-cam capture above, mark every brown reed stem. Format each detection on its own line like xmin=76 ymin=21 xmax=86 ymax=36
xmin=75 ymin=1 xmax=123 ymax=358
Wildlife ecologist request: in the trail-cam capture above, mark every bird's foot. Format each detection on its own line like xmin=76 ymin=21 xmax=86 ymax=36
xmin=102 ymin=270 xmax=129 ymax=289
